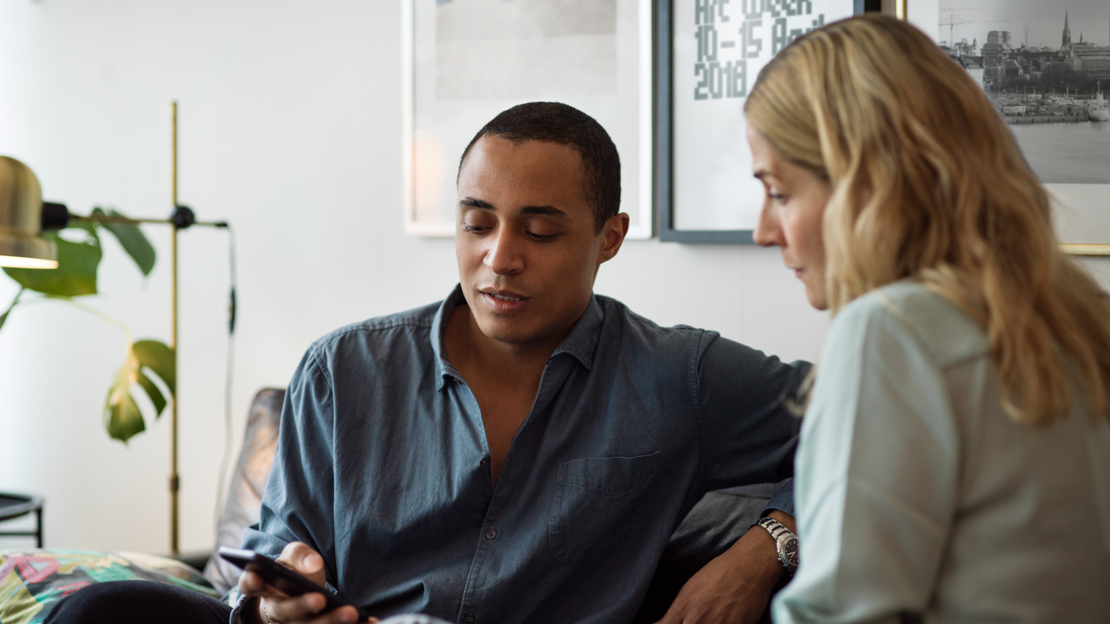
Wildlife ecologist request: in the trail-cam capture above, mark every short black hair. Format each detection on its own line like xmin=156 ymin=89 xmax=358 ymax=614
xmin=457 ymin=102 xmax=621 ymax=233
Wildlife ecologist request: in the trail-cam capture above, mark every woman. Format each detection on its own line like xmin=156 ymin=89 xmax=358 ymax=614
xmin=744 ymin=14 xmax=1110 ymax=623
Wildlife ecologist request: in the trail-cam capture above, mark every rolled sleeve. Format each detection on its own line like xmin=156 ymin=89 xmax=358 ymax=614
xmin=763 ymin=478 xmax=795 ymax=517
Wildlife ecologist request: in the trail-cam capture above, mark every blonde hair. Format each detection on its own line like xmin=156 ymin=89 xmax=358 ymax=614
xmin=745 ymin=14 xmax=1110 ymax=425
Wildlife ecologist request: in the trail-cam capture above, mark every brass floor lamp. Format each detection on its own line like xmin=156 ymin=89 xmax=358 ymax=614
xmin=0 ymin=102 xmax=226 ymax=555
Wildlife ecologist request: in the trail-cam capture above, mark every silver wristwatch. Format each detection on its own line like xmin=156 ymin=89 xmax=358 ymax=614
xmin=754 ymin=516 xmax=799 ymax=575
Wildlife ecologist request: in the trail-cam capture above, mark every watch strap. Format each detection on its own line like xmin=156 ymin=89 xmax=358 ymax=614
xmin=755 ymin=516 xmax=791 ymax=540
xmin=753 ymin=516 xmax=799 ymax=573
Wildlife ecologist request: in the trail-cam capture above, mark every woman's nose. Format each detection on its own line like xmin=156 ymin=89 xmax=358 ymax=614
xmin=753 ymin=205 xmax=783 ymax=247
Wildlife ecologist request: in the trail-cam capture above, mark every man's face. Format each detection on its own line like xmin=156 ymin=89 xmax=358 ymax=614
xmin=455 ymin=135 xmax=627 ymax=347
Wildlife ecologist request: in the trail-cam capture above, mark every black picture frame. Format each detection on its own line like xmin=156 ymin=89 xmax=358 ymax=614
xmin=656 ymin=0 xmax=881 ymax=243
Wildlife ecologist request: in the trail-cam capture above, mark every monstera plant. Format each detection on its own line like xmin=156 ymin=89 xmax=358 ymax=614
xmin=1 ymin=208 xmax=174 ymax=443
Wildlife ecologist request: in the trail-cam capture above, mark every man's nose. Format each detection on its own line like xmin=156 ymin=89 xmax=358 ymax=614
xmin=753 ymin=205 xmax=783 ymax=247
xmin=486 ymin=229 xmax=525 ymax=274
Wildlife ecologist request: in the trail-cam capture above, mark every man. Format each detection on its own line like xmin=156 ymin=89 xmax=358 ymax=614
xmin=237 ymin=102 xmax=806 ymax=624
xmin=45 ymin=103 xmax=805 ymax=624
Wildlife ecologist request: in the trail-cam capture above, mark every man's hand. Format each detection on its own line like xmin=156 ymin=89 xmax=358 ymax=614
xmin=653 ymin=511 xmax=795 ymax=624
xmin=237 ymin=541 xmax=378 ymax=624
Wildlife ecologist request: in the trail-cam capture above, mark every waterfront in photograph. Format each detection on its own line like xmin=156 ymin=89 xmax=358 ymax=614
xmin=939 ymin=1 xmax=1110 ymax=184
xmin=1012 ymin=120 xmax=1110 ymax=183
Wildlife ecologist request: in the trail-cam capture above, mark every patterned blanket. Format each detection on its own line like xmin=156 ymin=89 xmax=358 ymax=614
xmin=0 ymin=549 xmax=219 ymax=624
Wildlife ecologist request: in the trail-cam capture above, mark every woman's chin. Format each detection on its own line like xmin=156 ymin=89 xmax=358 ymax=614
xmin=805 ymin=288 xmax=829 ymax=311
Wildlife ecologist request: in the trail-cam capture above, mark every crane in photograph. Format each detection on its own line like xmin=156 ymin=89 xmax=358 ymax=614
xmin=939 ymin=3 xmax=1008 ymax=49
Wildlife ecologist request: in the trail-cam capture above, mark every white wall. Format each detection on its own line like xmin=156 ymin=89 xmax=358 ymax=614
xmin=0 ymin=0 xmax=831 ymax=555
xmin=13 ymin=0 xmax=1092 ymax=557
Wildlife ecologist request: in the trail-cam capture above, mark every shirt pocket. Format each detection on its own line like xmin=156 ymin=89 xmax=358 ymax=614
xmin=548 ymin=451 xmax=661 ymax=564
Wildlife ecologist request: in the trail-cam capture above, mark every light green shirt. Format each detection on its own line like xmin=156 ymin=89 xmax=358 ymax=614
xmin=773 ymin=282 xmax=1110 ymax=623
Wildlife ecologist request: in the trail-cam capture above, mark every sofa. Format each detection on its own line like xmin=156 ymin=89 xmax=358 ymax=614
xmin=1 ymin=388 xmax=778 ymax=623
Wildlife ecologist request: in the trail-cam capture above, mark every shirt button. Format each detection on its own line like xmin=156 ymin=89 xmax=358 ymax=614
xmin=479 ymin=458 xmax=490 ymax=467
xmin=463 ymin=614 xmax=475 ymax=624
xmin=484 ymin=527 xmax=497 ymax=540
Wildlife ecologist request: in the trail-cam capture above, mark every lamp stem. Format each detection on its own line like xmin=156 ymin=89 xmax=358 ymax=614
xmin=172 ymin=101 xmax=178 ymax=207
xmin=169 ymin=101 xmax=180 ymax=556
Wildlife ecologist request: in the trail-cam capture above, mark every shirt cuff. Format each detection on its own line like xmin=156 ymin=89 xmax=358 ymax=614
xmin=760 ymin=478 xmax=795 ymax=518
xmin=229 ymin=591 xmax=258 ymax=624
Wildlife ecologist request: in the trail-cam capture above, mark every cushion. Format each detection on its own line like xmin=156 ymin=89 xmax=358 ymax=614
xmin=0 ymin=549 xmax=219 ymax=624
xmin=204 ymin=387 xmax=284 ymax=594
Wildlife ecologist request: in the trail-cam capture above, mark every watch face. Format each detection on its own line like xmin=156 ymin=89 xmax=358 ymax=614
xmin=781 ymin=536 xmax=800 ymax=568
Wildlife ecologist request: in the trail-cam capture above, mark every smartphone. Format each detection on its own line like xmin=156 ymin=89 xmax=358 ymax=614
xmin=218 ymin=546 xmax=373 ymax=621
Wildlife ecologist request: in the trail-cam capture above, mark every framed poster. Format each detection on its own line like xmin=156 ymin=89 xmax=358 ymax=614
xmin=402 ymin=0 xmax=654 ymax=239
xmin=908 ymin=0 xmax=1110 ymax=256
xmin=657 ymin=0 xmax=869 ymax=243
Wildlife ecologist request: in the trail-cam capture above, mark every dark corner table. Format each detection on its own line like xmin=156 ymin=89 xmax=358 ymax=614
xmin=0 ymin=492 xmax=44 ymax=548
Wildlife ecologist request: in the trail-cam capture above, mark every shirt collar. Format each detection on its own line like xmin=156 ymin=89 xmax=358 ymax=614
xmin=430 ymin=285 xmax=605 ymax=391
xmin=431 ymin=285 xmax=467 ymax=390
xmin=550 ymin=294 xmax=603 ymax=371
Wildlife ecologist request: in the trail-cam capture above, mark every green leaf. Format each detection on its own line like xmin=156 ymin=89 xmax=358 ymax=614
xmin=0 ymin=289 xmax=18 ymax=332
xmin=136 ymin=370 xmax=167 ymax=417
xmin=106 ymin=393 xmax=146 ymax=442
xmin=133 ymin=339 xmax=176 ymax=396
xmin=104 ymin=350 xmax=145 ymax=443
xmin=93 ymin=207 xmax=156 ymax=277
xmin=69 ymin=219 xmax=101 ymax=243
xmin=3 ymin=232 xmax=101 ymax=296
xmin=103 ymin=339 xmax=175 ymax=442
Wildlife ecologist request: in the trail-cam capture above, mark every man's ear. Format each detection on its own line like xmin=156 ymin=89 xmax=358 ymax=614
xmin=597 ymin=213 xmax=630 ymax=265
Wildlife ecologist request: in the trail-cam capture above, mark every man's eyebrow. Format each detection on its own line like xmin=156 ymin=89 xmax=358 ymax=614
xmin=520 ymin=205 xmax=571 ymax=221
xmin=459 ymin=197 xmax=494 ymax=209
xmin=458 ymin=197 xmax=571 ymax=221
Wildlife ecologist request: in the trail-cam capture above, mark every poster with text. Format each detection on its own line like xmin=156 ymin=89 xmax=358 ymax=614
xmin=671 ymin=0 xmax=855 ymax=233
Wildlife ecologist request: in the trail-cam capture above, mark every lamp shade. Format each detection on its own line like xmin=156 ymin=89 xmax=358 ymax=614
xmin=0 ymin=156 xmax=57 ymax=269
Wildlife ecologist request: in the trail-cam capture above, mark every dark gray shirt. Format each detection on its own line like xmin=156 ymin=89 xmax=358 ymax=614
xmin=241 ymin=286 xmax=806 ymax=623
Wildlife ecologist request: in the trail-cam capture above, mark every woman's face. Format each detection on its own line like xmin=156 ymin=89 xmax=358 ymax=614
xmin=748 ymin=126 xmax=834 ymax=310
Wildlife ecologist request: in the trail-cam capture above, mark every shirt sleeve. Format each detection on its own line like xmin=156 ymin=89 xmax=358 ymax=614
xmin=764 ymin=478 xmax=795 ymax=517
xmin=697 ymin=331 xmax=811 ymax=499
xmin=772 ymin=297 xmax=959 ymax=624
xmin=240 ymin=345 xmax=340 ymax=586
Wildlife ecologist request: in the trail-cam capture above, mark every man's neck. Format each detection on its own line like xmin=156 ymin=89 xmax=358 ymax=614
xmin=443 ymin=303 xmax=578 ymax=485
xmin=443 ymin=304 xmax=566 ymax=385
